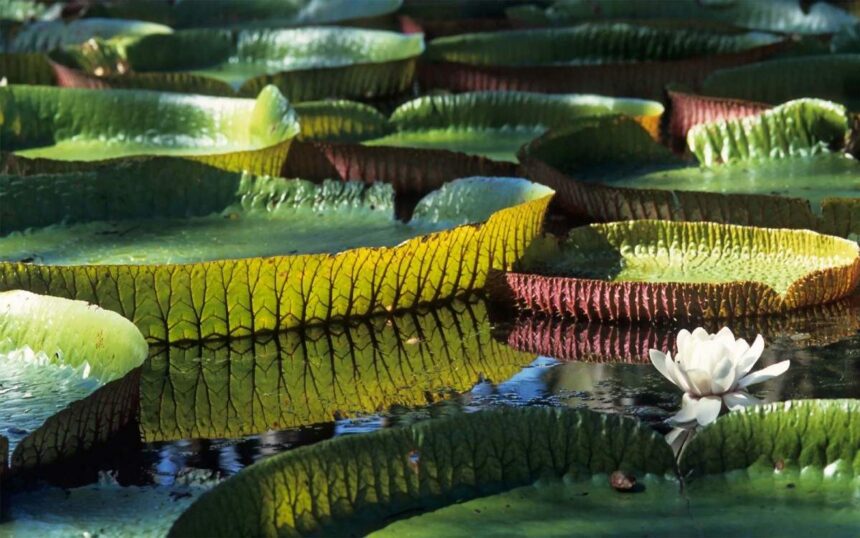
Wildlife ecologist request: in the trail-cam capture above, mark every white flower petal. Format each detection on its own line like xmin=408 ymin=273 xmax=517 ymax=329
xmin=692 ymin=395 xmax=723 ymax=426
xmin=710 ymin=357 xmax=736 ymax=394
xmin=722 ymin=391 xmax=763 ymax=411
xmin=676 ymin=329 xmax=693 ymax=360
xmin=736 ymin=334 xmax=765 ymax=378
xmin=729 ymin=337 xmax=750 ymax=362
xmin=668 ymin=393 xmax=701 ymax=425
xmin=684 ymin=368 xmax=713 ymax=397
xmin=736 ymin=360 xmax=790 ymax=389
xmin=665 ymin=427 xmax=687 ymax=445
xmin=715 ymin=327 xmax=735 ymax=349
xmin=649 ymin=349 xmax=680 ymax=388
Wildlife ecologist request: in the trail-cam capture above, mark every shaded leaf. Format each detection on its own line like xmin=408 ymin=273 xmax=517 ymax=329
xmin=520 ymin=112 xmax=860 ymax=236
xmin=86 ymin=0 xmax=402 ymax=29
xmin=702 ymin=54 xmax=860 ymax=110
xmin=53 ymin=27 xmax=424 ymax=101
xmin=511 ymin=0 xmax=857 ymax=35
xmin=168 ymin=407 xmax=674 ymax=537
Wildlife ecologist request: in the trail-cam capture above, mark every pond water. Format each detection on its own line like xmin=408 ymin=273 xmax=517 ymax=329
xmin=3 ymin=292 xmax=859 ymax=535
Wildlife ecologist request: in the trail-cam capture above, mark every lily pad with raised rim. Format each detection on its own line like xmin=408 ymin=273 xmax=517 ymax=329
xmin=508 ymin=0 xmax=858 ymax=35
xmin=0 ymin=84 xmax=300 ymax=175
xmin=701 ymin=54 xmax=860 ymax=110
xmin=168 ymin=407 xmax=675 ymax=537
xmin=490 ymin=220 xmax=860 ymax=321
xmin=168 ymin=400 xmax=860 ymax=537
xmin=3 ymin=18 xmax=172 ymax=53
xmin=520 ymin=99 xmax=860 ymax=236
xmin=362 ymin=91 xmax=664 ymax=162
xmin=84 ymin=0 xmax=403 ymax=29
xmin=0 ymin=158 xmax=553 ymax=342
xmin=419 ymin=23 xmax=787 ymax=99
xmin=51 ymin=27 xmax=425 ymax=101
xmin=0 ymin=291 xmax=147 ymax=454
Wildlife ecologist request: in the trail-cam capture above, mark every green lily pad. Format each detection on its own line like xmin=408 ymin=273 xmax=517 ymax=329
xmin=169 ymin=398 xmax=860 ymax=537
xmin=419 ymin=22 xmax=786 ymax=99
xmin=509 ymin=0 xmax=858 ymax=35
xmin=372 ymin=471 xmax=860 ymax=537
xmin=0 ymin=158 xmax=553 ymax=341
xmin=0 ymin=290 xmax=147 ymax=454
xmin=0 ymin=84 xmax=300 ymax=175
xmin=520 ymin=99 xmax=860 ymax=236
xmin=425 ymin=23 xmax=781 ymax=66
xmin=682 ymin=399 xmax=860 ymax=476
xmin=85 ymin=0 xmax=402 ymax=29
xmin=168 ymin=407 xmax=675 ymax=537
xmin=4 ymin=18 xmax=172 ymax=53
xmin=52 ymin=27 xmax=424 ymax=101
xmin=493 ymin=220 xmax=860 ymax=321
xmin=702 ymin=54 xmax=860 ymax=110
xmin=362 ymin=91 xmax=664 ymax=162
xmin=0 ymin=0 xmax=54 ymax=23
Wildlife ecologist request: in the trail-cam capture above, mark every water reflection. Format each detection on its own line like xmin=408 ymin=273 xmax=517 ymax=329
xmin=7 ymin=299 xmax=533 ymax=486
xmin=501 ymin=292 xmax=860 ymax=429
xmin=6 ymin=292 xmax=860 ymax=498
xmin=500 ymin=293 xmax=860 ymax=363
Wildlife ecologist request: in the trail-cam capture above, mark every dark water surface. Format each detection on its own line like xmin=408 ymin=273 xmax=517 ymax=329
xmin=3 ymin=292 xmax=859 ymax=535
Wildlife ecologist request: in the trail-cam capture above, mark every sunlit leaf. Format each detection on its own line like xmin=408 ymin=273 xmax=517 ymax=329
xmin=492 ymin=220 xmax=860 ymax=320
xmin=0 ymin=84 xmax=300 ymax=175
xmin=0 ymin=158 xmax=553 ymax=341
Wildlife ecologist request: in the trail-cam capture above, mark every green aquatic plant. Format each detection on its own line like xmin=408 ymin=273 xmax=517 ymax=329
xmin=520 ymin=99 xmax=860 ymax=236
xmin=51 ymin=27 xmax=424 ymax=101
xmin=0 ymin=84 xmax=300 ymax=175
xmin=168 ymin=400 xmax=860 ymax=537
xmin=0 ymin=158 xmax=553 ymax=341
xmin=494 ymin=220 xmax=860 ymax=321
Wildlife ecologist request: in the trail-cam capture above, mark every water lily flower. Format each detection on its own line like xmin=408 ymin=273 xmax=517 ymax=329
xmin=649 ymin=327 xmax=790 ymax=427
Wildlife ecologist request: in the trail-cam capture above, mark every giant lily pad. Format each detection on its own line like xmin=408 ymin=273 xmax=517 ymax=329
xmin=0 ymin=84 xmax=300 ymax=175
xmin=169 ymin=399 xmax=860 ymax=536
xmin=85 ymin=0 xmax=402 ymax=29
xmin=2 ymin=18 xmax=172 ymax=53
xmin=419 ymin=23 xmax=786 ymax=99
xmin=509 ymin=0 xmax=858 ymax=35
xmin=520 ymin=99 xmax=860 ymax=236
xmin=362 ymin=91 xmax=664 ymax=162
xmin=51 ymin=27 xmax=424 ymax=101
xmin=682 ymin=399 xmax=860 ymax=476
xmin=701 ymin=54 xmax=860 ymax=110
xmin=491 ymin=220 xmax=860 ymax=321
xmin=0 ymin=158 xmax=553 ymax=341
xmin=0 ymin=18 xmax=173 ymax=85
xmin=0 ymin=291 xmax=147 ymax=453
xmin=168 ymin=407 xmax=675 ymax=537
xmin=371 ymin=468 xmax=860 ymax=537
